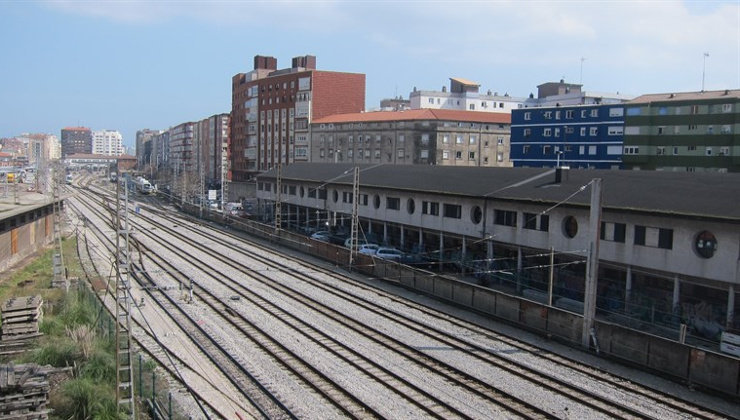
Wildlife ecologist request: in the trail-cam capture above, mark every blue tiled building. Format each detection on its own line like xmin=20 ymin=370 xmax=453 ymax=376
xmin=510 ymin=104 xmax=626 ymax=169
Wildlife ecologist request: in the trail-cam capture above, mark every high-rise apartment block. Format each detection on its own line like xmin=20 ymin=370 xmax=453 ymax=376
xmin=230 ymin=55 xmax=365 ymax=180
xmin=92 ymin=129 xmax=124 ymax=156
xmin=61 ymin=127 xmax=92 ymax=157
xmin=622 ymin=89 xmax=740 ymax=172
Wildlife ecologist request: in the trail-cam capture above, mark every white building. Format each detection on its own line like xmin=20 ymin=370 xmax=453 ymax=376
xmin=409 ymin=78 xmax=525 ymax=114
xmin=92 ymin=130 xmax=124 ymax=156
xmin=521 ymin=80 xmax=634 ymax=108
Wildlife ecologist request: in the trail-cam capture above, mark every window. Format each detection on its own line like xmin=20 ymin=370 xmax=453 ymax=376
xmin=565 ymin=110 xmax=574 ymax=119
xmin=469 ymin=135 xmax=476 ymax=144
xmin=544 ymin=111 xmax=552 ymax=119
xmin=522 ymin=145 xmax=530 ymax=154
xmin=494 ymin=209 xmax=517 ymax=227
xmin=523 ymin=128 xmax=531 ymax=138
xmin=690 ymin=105 xmax=699 ymax=114
xmin=469 ymin=151 xmax=475 ymax=160
xmin=421 ymin=134 xmax=430 ymax=145
xmin=706 ymin=147 xmax=713 ymax=156
xmin=581 ymin=110 xmax=588 ymax=118
xmin=609 ymin=107 xmax=624 ymax=117
xmin=580 ymin=127 xmax=586 ymax=136
xmin=634 ymin=225 xmax=673 ymax=249
xmin=606 ymin=145 xmax=622 ymax=155
xmin=719 ymin=146 xmax=730 ymax=156
xmin=656 ymin=146 xmax=665 ymax=155
xmin=399 ymin=134 xmax=405 ymax=142
xmin=359 ymin=194 xmax=369 ymax=206
xmin=497 ymin=136 xmax=504 ymax=144
xmin=318 ymin=189 xmax=327 ymax=200
xmin=543 ymin=145 xmax=551 ymax=154
xmin=563 ymin=216 xmax=578 ymax=238
xmin=386 ymin=197 xmax=400 ymax=210
xmin=555 ymin=110 xmax=561 ymax=120
xmin=721 ymin=125 xmax=732 ymax=134
xmin=420 ymin=149 xmax=429 ymax=159
xmin=688 ymin=145 xmax=696 ymax=151
xmin=554 ymin=128 xmax=560 ymax=137
xmin=428 ymin=98 xmax=434 ymax=104
xmin=342 ymin=191 xmax=353 ymax=203
xmin=626 ymin=107 xmax=641 ymax=116
xmin=722 ymin=103 xmax=732 ymax=113
xmin=608 ymin=126 xmax=623 ymax=136
xmin=624 ymin=146 xmax=640 ymax=155
xmin=600 ymin=222 xmax=626 ymax=242
xmin=443 ymin=203 xmax=462 ymax=219
xmin=673 ymin=147 xmax=679 ymax=155
xmin=422 ymin=201 xmax=439 ymax=216
xmin=497 ymin=152 xmax=504 ymax=162
xmin=523 ymin=212 xmax=537 ymax=230
xmin=524 ymin=112 xmax=531 ymax=121
xmin=397 ymin=148 xmax=404 ymax=158
xmin=590 ymin=109 xmax=599 ymax=117
xmin=658 ymin=107 xmax=668 ymax=115
xmin=456 ymin=135 xmax=463 ymax=144
xmin=443 ymin=135 xmax=449 ymax=144
xmin=442 ymin=150 xmax=449 ymax=160
xmin=589 ymin=145 xmax=597 ymax=155
xmin=469 ymin=104 xmax=475 ymax=110
xmin=539 ymin=215 xmax=549 ymax=232
xmin=695 ymin=231 xmax=718 ymax=258
xmin=455 ymin=151 xmax=462 ymax=160
xmin=589 ymin=127 xmax=598 ymax=136
xmin=543 ymin=128 xmax=552 ymax=137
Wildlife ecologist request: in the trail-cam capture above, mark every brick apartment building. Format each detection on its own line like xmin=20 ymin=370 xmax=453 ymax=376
xmin=230 ymin=55 xmax=365 ymax=181
xmin=61 ymin=127 xmax=92 ymax=157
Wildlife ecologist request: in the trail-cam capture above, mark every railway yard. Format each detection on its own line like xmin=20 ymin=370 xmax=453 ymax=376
xmin=63 ymin=174 xmax=739 ymax=419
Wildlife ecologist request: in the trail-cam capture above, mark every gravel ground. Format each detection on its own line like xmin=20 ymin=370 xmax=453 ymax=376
xmin=71 ymin=194 xmax=740 ymax=419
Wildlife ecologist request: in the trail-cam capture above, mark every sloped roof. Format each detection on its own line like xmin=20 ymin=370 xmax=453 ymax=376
xmin=257 ymin=163 xmax=740 ymax=222
xmin=312 ymin=109 xmax=510 ymax=124
xmin=450 ymin=77 xmax=480 ymax=86
xmin=628 ymin=89 xmax=740 ymax=104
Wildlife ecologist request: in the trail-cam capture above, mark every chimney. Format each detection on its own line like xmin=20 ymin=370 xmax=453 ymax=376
xmin=292 ymin=55 xmax=317 ymax=70
xmin=555 ymin=166 xmax=570 ymax=183
xmin=254 ymin=55 xmax=277 ymax=71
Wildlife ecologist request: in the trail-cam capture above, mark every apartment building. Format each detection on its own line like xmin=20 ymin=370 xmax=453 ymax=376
xmin=622 ymin=89 xmax=740 ymax=172
xmin=231 ymin=54 xmax=365 ymax=181
xmin=510 ymin=104 xmax=626 ymax=169
xmin=60 ymin=127 xmax=92 ymax=157
xmin=409 ymin=78 xmax=524 ymax=113
xmin=92 ymin=129 xmax=124 ymax=156
xmin=310 ymin=109 xmax=512 ymax=167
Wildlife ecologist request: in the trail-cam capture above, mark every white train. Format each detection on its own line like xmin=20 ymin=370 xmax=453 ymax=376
xmin=134 ymin=176 xmax=153 ymax=195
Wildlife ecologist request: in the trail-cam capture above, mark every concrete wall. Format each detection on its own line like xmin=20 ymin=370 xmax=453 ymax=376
xmin=0 ymin=215 xmax=55 ymax=274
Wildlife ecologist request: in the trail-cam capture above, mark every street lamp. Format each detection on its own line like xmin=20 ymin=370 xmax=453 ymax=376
xmin=556 ymin=151 xmax=563 ymax=168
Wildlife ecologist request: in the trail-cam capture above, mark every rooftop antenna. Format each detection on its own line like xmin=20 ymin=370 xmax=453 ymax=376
xmin=702 ymin=52 xmax=709 ymax=91
xmin=580 ymin=57 xmax=586 ymax=84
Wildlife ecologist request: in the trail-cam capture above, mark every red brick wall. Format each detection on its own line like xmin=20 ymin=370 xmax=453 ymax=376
xmin=312 ymin=71 xmax=366 ymax=120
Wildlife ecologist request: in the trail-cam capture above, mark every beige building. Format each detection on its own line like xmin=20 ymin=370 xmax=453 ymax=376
xmin=310 ymin=109 xmax=512 ymax=167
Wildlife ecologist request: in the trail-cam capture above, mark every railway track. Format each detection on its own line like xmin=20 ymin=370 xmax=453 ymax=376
xmin=68 ymin=178 xmax=734 ymax=419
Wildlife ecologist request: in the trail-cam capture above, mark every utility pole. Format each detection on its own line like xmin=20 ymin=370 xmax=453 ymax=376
xmin=114 ymin=176 xmax=135 ymax=418
xmin=582 ymin=178 xmax=602 ymax=348
xmin=274 ymin=163 xmax=282 ymax=231
xmin=348 ymin=166 xmax=360 ymax=269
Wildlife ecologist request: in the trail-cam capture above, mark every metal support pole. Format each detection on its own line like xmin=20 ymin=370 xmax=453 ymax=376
xmin=728 ymin=284 xmax=736 ymax=329
xmin=582 ymin=178 xmax=602 ymax=348
xmin=548 ymin=247 xmax=555 ymax=306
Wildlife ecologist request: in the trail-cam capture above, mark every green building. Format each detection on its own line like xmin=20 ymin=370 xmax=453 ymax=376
xmin=622 ymin=89 xmax=740 ymax=172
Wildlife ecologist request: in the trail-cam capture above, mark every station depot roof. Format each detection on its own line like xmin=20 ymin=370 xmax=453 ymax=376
xmin=257 ymin=163 xmax=740 ymax=223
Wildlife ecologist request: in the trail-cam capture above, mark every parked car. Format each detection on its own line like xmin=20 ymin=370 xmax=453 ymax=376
xmin=310 ymin=231 xmax=331 ymax=242
xmin=357 ymin=244 xmax=380 ymax=255
xmin=344 ymin=237 xmax=374 ymax=248
xmin=375 ymin=247 xmax=404 ymax=261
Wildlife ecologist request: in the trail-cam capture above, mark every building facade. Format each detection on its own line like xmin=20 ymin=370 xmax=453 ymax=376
xmin=92 ymin=129 xmax=124 ymax=156
xmin=510 ymin=104 xmax=626 ymax=169
xmin=622 ymin=89 xmax=740 ymax=172
xmin=60 ymin=127 xmax=92 ymax=157
xmin=230 ymin=55 xmax=365 ymax=181
xmin=409 ymin=78 xmax=524 ymax=113
xmin=310 ymin=109 xmax=512 ymax=167
xmin=194 ymin=113 xmax=230 ymax=188
xmin=523 ymin=80 xmax=634 ymax=108
xmin=136 ymin=129 xmax=161 ymax=169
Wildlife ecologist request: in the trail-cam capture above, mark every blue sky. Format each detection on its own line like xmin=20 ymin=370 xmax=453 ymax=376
xmin=1 ymin=0 xmax=738 ymax=151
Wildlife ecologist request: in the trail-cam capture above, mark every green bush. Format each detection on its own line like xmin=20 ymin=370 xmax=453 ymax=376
xmin=26 ymin=340 xmax=82 ymax=367
xmin=55 ymin=378 xmax=123 ymax=420
xmin=80 ymin=350 xmax=115 ymax=384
